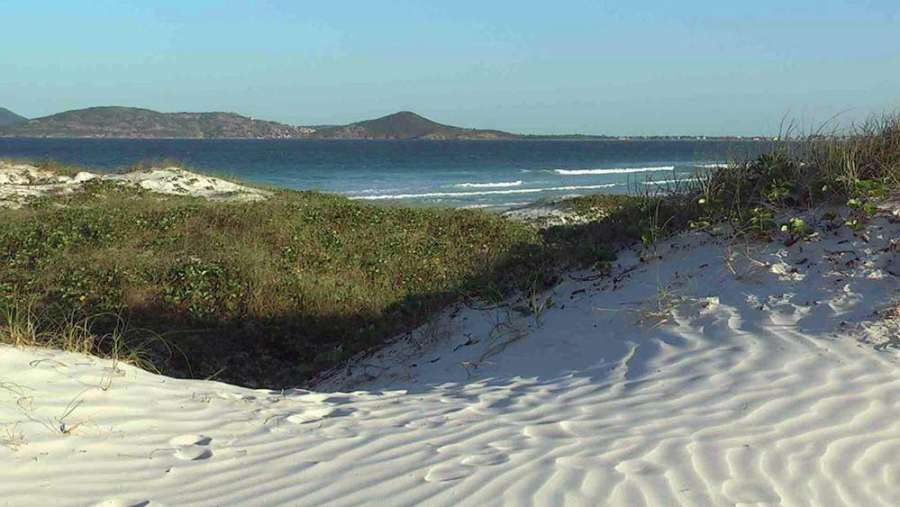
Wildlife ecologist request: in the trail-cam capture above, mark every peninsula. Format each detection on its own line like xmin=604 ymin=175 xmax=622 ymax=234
xmin=0 ymin=106 xmax=772 ymax=141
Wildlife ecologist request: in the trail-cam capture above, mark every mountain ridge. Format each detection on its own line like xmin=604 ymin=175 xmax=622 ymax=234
xmin=314 ymin=111 xmax=517 ymax=140
xmin=0 ymin=107 xmax=516 ymax=140
xmin=0 ymin=107 xmax=27 ymax=127
xmin=0 ymin=106 xmax=312 ymax=139
xmin=0 ymin=106 xmax=773 ymax=140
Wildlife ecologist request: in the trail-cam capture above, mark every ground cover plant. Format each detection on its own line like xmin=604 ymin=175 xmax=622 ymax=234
xmin=1 ymin=113 xmax=898 ymax=387
xmin=0 ymin=179 xmax=557 ymax=386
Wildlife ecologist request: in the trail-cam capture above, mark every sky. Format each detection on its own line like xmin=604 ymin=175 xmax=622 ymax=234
xmin=1 ymin=0 xmax=899 ymax=136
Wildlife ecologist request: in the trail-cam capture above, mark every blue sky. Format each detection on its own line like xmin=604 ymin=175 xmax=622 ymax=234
xmin=1 ymin=0 xmax=898 ymax=135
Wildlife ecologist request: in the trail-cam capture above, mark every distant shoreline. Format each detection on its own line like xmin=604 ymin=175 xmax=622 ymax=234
xmin=0 ymin=106 xmax=777 ymax=141
xmin=0 ymin=135 xmax=776 ymax=142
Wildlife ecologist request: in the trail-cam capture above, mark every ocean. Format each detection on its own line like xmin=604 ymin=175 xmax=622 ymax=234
xmin=0 ymin=138 xmax=773 ymax=209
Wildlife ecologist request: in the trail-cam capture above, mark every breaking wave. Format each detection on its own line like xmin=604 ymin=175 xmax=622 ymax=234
xmin=555 ymin=166 xmax=675 ymax=176
xmin=350 ymin=183 xmax=619 ymax=201
xmin=454 ymin=180 xmax=523 ymax=188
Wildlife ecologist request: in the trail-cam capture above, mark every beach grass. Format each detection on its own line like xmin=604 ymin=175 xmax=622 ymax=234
xmin=2 ymin=112 xmax=898 ymax=387
xmin=0 ymin=182 xmax=553 ymax=385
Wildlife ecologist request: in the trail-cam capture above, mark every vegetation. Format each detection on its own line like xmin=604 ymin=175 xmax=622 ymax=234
xmin=0 ymin=106 xmax=311 ymax=139
xmin=0 ymin=182 xmax=552 ymax=386
xmin=691 ymin=114 xmax=900 ymax=234
xmin=2 ymin=112 xmax=898 ymax=387
xmin=314 ymin=111 xmax=517 ymax=140
xmin=0 ymin=105 xmax=771 ymax=141
xmin=0 ymin=107 xmax=514 ymax=140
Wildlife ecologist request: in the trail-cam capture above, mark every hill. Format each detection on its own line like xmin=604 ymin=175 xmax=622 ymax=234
xmin=0 ymin=106 xmax=773 ymax=140
xmin=314 ymin=111 xmax=517 ymax=140
xmin=0 ymin=107 xmax=517 ymax=140
xmin=0 ymin=107 xmax=26 ymax=127
xmin=0 ymin=106 xmax=314 ymax=139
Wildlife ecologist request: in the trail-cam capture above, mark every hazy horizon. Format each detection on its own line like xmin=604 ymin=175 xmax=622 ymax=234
xmin=2 ymin=1 xmax=899 ymax=136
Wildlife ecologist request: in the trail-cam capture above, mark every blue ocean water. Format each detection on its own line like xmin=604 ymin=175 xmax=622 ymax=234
xmin=0 ymin=138 xmax=773 ymax=209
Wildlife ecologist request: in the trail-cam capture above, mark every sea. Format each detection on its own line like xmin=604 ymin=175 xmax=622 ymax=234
xmin=0 ymin=138 xmax=774 ymax=209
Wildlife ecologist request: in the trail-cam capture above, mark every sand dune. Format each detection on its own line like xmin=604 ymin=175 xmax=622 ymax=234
xmin=3 ymin=206 xmax=900 ymax=506
xmin=0 ymin=162 xmax=269 ymax=208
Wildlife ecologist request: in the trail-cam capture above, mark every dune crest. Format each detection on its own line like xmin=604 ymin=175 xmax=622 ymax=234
xmin=0 ymin=161 xmax=269 ymax=208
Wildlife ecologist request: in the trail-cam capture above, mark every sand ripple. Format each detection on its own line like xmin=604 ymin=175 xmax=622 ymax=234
xmin=3 ymin=209 xmax=900 ymax=505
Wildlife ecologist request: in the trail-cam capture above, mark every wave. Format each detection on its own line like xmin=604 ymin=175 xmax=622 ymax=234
xmin=554 ymin=166 xmax=675 ymax=176
xmin=697 ymin=163 xmax=729 ymax=168
xmin=454 ymin=180 xmax=523 ymax=188
xmin=345 ymin=188 xmax=400 ymax=195
xmin=350 ymin=183 xmax=619 ymax=201
xmin=643 ymin=179 xmax=683 ymax=186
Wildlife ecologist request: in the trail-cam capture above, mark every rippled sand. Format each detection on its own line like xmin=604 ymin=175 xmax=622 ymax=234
xmin=3 ymin=207 xmax=900 ymax=506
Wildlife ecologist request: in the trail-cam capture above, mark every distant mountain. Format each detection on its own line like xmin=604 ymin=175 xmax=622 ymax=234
xmin=0 ymin=106 xmax=314 ymax=139
xmin=0 ymin=106 xmax=774 ymax=141
xmin=0 ymin=107 xmax=27 ymax=127
xmin=313 ymin=111 xmax=518 ymax=140
xmin=0 ymin=107 xmax=517 ymax=140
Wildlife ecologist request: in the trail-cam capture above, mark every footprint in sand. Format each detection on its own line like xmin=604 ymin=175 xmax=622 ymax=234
xmin=424 ymin=463 xmax=475 ymax=482
xmin=91 ymin=500 xmax=151 ymax=507
xmin=218 ymin=392 xmax=256 ymax=402
xmin=170 ymin=434 xmax=212 ymax=461
xmin=320 ymin=426 xmax=357 ymax=439
xmin=555 ymin=456 xmax=614 ymax=470
xmin=461 ymin=452 xmax=508 ymax=466
xmin=522 ymin=422 xmax=575 ymax=439
xmin=286 ymin=407 xmax=354 ymax=424
xmin=615 ymin=459 xmax=663 ymax=475
xmin=722 ymin=479 xmax=781 ymax=504
xmin=489 ymin=439 xmax=530 ymax=452
xmin=169 ymin=434 xmax=211 ymax=446
xmin=560 ymin=420 xmax=608 ymax=437
xmin=404 ymin=417 xmax=445 ymax=430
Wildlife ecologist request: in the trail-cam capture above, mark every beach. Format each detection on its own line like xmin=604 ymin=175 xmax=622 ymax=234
xmin=3 ymin=179 xmax=900 ymax=504
xmin=0 ymin=137 xmax=769 ymax=209
xmin=4 ymin=2 xmax=898 ymax=505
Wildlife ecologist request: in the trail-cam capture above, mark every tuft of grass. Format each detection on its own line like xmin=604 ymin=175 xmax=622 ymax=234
xmin=0 ymin=299 xmax=162 ymax=372
xmin=692 ymin=113 xmax=900 ymax=234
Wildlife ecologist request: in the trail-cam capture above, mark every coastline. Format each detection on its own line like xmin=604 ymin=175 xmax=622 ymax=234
xmin=4 ymin=114 xmax=900 ymax=505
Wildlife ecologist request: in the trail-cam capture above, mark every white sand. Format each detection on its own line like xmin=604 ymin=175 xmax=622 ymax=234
xmin=3 ymin=205 xmax=900 ymax=506
xmin=0 ymin=162 xmax=269 ymax=208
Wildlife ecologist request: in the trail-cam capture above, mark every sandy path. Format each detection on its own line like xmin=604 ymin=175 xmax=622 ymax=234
xmin=3 ymin=208 xmax=900 ymax=506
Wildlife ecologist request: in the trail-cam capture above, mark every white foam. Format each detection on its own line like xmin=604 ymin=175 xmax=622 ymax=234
xmin=697 ymin=163 xmax=730 ymax=168
xmin=554 ymin=166 xmax=675 ymax=175
xmin=641 ymin=178 xmax=701 ymax=186
xmin=643 ymin=179 xmax=681 ymax=185
xmin=351 ymin=183 xmax=619 ymax=200
xmin=454 ymin=180 xmax=523 ymax=189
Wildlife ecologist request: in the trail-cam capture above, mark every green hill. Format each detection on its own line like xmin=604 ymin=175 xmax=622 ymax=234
xmin=315 ymin=111 xmax=517 ymax=140
xmin=0 ymin=106 xmax=312 ymax=139
xmin=0 ymin=107 xmax=26 ymax=127
xmin=0 ymin=107 xmax=518 ymax=140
